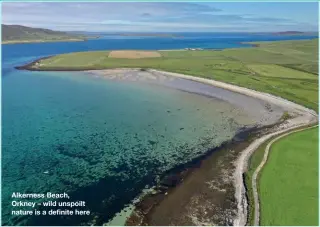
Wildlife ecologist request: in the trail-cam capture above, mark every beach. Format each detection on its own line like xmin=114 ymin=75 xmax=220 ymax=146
xmin=78 ymin=69 xmax=317 ymax=225
xmin=3 ymin=36 xmax=318 ymax=226
xmin=7 ymin=65 xmax=317 ymax=225
xmin=3 ymin=67 xmax=272 ymax=226
xmin=2 ymin=1 xmax=318 ymax=225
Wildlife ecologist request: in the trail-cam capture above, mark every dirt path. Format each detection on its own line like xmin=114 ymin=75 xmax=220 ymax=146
xmin=252 ymin=124 xmax=318 ymax=226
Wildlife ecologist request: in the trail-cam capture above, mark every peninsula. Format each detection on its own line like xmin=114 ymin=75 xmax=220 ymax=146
xmin=1 ymin=24 xmax=98 ymax=44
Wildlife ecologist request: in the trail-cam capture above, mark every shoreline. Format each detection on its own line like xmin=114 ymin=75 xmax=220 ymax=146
xmin=2 ymin=36 xmax=101 ymax=45
xmin=146 ymin=69 xmax=317 ymax=225
xmin=80 ymin=69 xmax=317 ymax=225
xmin=14 ymin=65 xmax=318 ymax=225
xmin=2 ymin=39 xmax=86 ymax=45
xmin=123 ymin=123 xmax=276 ymax=226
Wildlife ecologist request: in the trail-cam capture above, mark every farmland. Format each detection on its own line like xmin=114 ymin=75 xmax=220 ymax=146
xmin=258 ymin=127 xmax=318 ymax=225
xmin=29 ymin=39 xmax=318 ymax=111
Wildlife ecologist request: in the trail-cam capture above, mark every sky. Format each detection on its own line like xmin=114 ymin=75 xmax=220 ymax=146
xmin=1 ymin=2 xmax=319 ymax=32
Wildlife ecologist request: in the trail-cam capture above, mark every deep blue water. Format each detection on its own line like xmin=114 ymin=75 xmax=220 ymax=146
xmin=1 ymin=33 xmax=318 ymax=226
xmin=2 ymin=32 xmax=317 ymax=63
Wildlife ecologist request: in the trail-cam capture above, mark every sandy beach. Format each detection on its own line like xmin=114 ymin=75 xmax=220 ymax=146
xmin=4 ymin=2 xmax=318 ymax=224
xmin=12 ymin=63 xmax=318 ymax=225
xmin=86 ymin=68 xmax=317 ymax=225
xmin=147 ymin=69 xmax=317 ymax=225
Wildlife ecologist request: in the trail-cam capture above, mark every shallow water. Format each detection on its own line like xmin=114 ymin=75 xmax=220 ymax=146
xmin=2 ymin=69 xmax=249 ymax=225
xmin=1 ymin=33 xmax=304 ymax=225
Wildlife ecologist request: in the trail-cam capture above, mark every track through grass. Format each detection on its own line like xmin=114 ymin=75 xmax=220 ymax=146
xmin=246 ymin=126 xmax=318 ymax=226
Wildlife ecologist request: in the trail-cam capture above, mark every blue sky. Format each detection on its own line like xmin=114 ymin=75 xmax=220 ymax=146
xmin=1 ymin=2 xmax=318 ymax=32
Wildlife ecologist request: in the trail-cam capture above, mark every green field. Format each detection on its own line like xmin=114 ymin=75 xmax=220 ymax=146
xmin=245 ymin=126 xmax=319 ymax=225
xmin=258 ymin=127 xmax=318 ymax=225
xmin=34 ymin=39 xmax=319 ymax=111
xmin=27 ymin=38 xmax=319 ymax=225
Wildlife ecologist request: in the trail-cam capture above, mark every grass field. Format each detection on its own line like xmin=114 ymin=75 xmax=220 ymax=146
xmin=28 ymin=38 xmax=319 ymax=225
xmin=108 ymin=50 xmax=161 ymax=58
xmin=246 ymin=127 xmax=318 ymax=226
xmin=34 ymin=39 xmax=319 ymax=111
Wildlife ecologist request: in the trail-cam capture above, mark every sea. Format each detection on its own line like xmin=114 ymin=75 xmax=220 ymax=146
xmin=1 ymin=33 xmax=317 ymax=226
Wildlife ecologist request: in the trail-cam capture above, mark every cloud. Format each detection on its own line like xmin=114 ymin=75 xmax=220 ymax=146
xmin=1 ymin=2 xmax=317 ymax=32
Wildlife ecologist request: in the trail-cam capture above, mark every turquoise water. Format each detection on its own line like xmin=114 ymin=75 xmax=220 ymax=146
xmin=2 ymin=70 xmax=243 ymax=225
xmin=3 ymin=33 xmax=315 ymax=225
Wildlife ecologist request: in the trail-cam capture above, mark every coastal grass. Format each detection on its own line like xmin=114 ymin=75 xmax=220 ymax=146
xmin=259 ymin=127 xmax=318 ymax=226
xmin=244 ymin=141 xmax=267 ymax=226
xmin=245 ymin=126 xmax=318 ymax=226
xmin=40 ymin=51 xmax=110 ymax=67
xmin=249 ymin=39 xmax=318 ymax=63
xmin=246 ymin=64 xmax=316 ymax=79
xmin=35 ymin=39 xmax=319 ymax=111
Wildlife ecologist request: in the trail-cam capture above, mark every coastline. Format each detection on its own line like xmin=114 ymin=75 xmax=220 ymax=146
xmin=89 ymin=69 xmax=316 ymax=225
xmin=123 ymin=123 xmax=276 ymax=226
xmin=147 ymin=70 xmax=317 ymax=225
xmin=114 ymin=69 xmax=316 ymax=225
xmin=2 ymin=39 xmax=87 ymax=45
xmin=109 ymin=125 xmax=257 ymax=226
xmin=2 ymin=36 xmax=101 ymax=45
xmin=14 ymin=63 xmax=317 ymax=225
xmin=15 ymin=56 xmax=111 ymax=71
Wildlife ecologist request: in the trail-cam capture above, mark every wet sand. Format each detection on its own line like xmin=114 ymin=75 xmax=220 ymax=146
xmin=89 ymin=69 xmax=287 ymax=126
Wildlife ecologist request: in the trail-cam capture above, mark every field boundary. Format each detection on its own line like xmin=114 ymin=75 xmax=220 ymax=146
xmin=252 ymin=124 xmax=318 ymax=226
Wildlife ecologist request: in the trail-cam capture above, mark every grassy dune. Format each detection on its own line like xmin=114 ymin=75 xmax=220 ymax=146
xmin=34 ymin=39 xmax=318 ymax=111
xmin=259 ymin=127 xmax=318 ymax=225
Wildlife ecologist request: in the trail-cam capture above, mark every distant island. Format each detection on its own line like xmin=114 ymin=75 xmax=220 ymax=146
xmin=273 ymin=31 xmax=304 ymax=35
xmin=271 ymin=31 xmax=317 ymax=36
xmin=113 ymin=33 xmax=183 ymax=38
xmin=1 ymin=24 xmax=99 ymax=44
